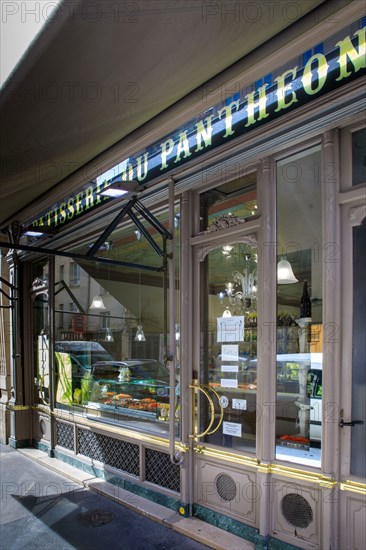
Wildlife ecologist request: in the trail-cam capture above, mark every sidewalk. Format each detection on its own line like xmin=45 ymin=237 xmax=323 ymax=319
xmin=0 ymin=445 xmax=254 ymax=550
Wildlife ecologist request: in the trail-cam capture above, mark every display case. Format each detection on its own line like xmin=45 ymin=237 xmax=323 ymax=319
xmin=85 ymin=360 xmax=174 ymax=422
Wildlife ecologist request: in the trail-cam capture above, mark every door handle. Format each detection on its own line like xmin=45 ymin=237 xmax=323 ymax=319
xmin=339 ymin=419 xmax=363 ymax=427
xmin=189 ymin=383 xmax=215 ymax=439
xmin=202 ymin=384 xmax=224 ymax=436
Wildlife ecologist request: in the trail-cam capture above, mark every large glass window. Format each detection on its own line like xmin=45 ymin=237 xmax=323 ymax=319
xmin=276 ymin=146 xmax=323 ymax=467
xmin=49 ymin=203 xmax=180 ymax=436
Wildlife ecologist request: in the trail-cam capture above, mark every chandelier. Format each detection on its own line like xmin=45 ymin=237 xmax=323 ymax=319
xmin=218 ymin=254 xmax=258 ymax=314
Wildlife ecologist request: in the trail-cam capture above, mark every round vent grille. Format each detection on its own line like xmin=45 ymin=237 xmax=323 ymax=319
xmin=281 ymin=494 xmax=313 ymax=528
xmin=216 ymin=474 xmax=237 ymax=502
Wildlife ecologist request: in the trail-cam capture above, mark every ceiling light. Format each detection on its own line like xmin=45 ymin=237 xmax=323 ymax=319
xmin=277 ymin=258 xmax=298 ymax=284
xmin=89 ymin=295 xmax=107 ymax=310
xmin=100 ymin=180 xmax=139 ymax=198
xmin=104 ymin=327 xmax=114 ymax=342
xmin=24 ymin=230 xmax=44 ymax=237
xmin=135 ymin=324 xmax=146 ymax=342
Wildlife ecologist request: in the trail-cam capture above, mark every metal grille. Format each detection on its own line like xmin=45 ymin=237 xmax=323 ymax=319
xmin=281 ymin=494 xmax=313 ymax=528
xmin=216 ymin=474 xmax=237 ymax=502
xmin=77 ymin=428 xmax=139 ymax=476
xmin=145 ymin=448 xmax=180 ymax=493
xmin=56 ymin=421 xmax=74 ymax=451
xmin=77 ymin=509 xmax=114 ymax=527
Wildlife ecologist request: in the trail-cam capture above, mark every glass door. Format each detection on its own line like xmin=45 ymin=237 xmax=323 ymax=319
xmin=193 ymin=240 xmax=258 ymax=453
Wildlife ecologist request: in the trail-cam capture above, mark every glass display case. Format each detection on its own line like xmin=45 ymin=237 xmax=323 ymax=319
xmin=83 ymin=360 xmax=176 ymax=424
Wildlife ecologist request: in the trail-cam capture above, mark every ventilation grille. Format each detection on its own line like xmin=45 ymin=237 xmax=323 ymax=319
xmin=56 ymin=421 xmax=74 ymax=451
xmin=77 ymin=428 xmax=140 ymax=477
xmin=145 ymin=448 xmax=180 ymax=492
xmin=216 ymin=474 xmax=237 ymax=502
xmin=281 ymin=494 xmax=313 ymax=528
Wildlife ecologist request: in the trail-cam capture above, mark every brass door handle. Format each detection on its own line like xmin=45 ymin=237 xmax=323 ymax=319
xmin=189 ymin=383 xmax=224 ymax=439
xmin=202 ymin=385 xmax=224 ymax=436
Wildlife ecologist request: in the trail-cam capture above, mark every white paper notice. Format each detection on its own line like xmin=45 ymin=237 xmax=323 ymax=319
xmin=221 ymin=365 xmax=239 ymax=373
xmin=232 ymin=399 xmax=247 ymax=410
xmin=217 ymin=316 xmax=244 ymax=342
xmin=221 ymin=344 xmax=239 ymax=361
xmin=220 ymin=379 xmax=238 ymax=388
xmin=223 ymin=421 xmax=242 ymax=437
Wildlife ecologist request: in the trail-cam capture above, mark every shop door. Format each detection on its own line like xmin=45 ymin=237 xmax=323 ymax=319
xmin=339 ymin=205 xmax=366 ymax=549
xmin=190 ymin=236 xmax=260 ymax=521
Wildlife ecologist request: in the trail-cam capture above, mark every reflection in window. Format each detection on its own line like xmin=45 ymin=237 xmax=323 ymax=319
xmin=276 ymin=146 xmax=323 ymax=467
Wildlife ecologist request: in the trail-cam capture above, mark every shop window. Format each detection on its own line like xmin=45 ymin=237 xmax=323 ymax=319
xmin=276 ymin=146 xmax=323 ymax=467
xmin=51 ymin=203 xmax=180 ymax=438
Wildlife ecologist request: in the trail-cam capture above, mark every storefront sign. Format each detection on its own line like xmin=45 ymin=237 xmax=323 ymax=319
xmin=28 ymin=20 xmax=365 ymax=232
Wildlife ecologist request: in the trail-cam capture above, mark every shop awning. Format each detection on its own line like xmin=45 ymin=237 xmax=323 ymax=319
xmin=0 ymin=0 xmax=327 ymax=233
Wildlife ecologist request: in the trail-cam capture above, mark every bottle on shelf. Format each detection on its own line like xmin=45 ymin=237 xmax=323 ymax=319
xmin=300 ymin=280 xmax=312 ymax=319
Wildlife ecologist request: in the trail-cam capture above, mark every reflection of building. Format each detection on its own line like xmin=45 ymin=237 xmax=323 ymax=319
xmin=0 ymin=4 xmax=365 ymax=549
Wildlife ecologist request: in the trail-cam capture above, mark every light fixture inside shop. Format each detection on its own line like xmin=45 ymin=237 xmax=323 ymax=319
xmin=277 ymin=257 xmax=298 ymax=284
xmin=222 ymin=245 xmax=233 ymax=256
xmin=135 ymin=324 xmax=146 ymax=342
xmin=89 ymin=295 xmax=107 ymax=310
xmin=104 ymin=327 xmax=114 ymax=342
xmin=100 ymin=179 xmax=140 ymax=198
xmin=220 ymin=254 xmax=258 ymax=313
xmin=134 ymin=271 xmax=146 ymax=342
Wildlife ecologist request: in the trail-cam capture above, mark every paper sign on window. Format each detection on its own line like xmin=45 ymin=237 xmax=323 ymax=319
xmin=217 ymin=316 xmax=244 ymax=342
xmin=220 ymin=379 xmax=238 ymax=388
xmin=221 ymin=344 xmax=239 ymax=361
xmin=222 ymin=421 xmax=242 ymax=437
xmin=221 ymin=365 xmax=239 ymax=373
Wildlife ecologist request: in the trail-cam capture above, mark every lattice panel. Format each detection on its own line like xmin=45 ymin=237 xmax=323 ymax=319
xmin=77 ymin=428 xmax=140 ymax=476
xmin=145 ymin=448 xmax=180 ymax=492
xmin=56 ymin=421 xmax=75 ymax=451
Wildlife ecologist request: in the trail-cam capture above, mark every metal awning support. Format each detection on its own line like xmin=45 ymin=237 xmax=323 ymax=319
xmin=0 ymin=241 xmax=163 ymax=272
xmin=86 ymin=197 xmax=138 ymax=258
xmin=86 ymin=196 xmax=173 ymax=259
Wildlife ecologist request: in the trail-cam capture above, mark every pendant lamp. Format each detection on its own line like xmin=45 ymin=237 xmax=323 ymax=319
xmin=277 ymin=258 xmax=298 ymax=284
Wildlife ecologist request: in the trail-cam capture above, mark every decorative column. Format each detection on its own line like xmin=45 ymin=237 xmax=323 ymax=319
xmin=321 ymin=128 xmax=341 ymax=549
xmin=257 ymin=156 xmax=277 ymax=537
xmin=7 ymin=247 xmax=31 ymax=448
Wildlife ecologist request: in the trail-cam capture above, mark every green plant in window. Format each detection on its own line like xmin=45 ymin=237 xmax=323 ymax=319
xmin=246 ymin=312 xmax=257 ymax=327
xmin=277 ymin=312 xmax=296 ymax=326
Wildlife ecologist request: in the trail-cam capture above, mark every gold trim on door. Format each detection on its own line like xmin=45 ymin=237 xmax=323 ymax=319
xmin=189 ymin=381 xmax=224 ymax=439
